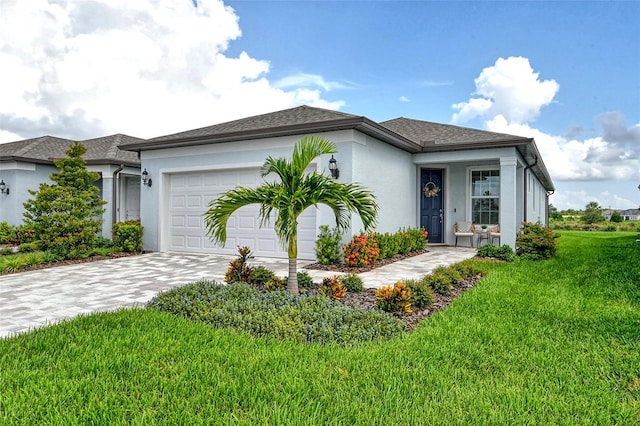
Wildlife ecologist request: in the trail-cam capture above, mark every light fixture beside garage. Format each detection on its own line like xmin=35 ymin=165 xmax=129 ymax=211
xmin=141 ymin=169 xmax=152 ymax=187
xmin=0 ymin=180 xmax=9 ymax=195
xmin=328 ymin=155 xmax=339 ymax=179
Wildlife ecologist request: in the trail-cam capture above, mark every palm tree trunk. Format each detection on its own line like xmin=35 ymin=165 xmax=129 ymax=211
xmin=287 ymin=257 xmax=298 ymax=294
xmin=287 ymin=236 xmax=299 ymax=294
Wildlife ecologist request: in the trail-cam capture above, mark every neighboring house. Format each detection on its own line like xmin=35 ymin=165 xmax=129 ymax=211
xmin=0 ymin=134 xmax=142 ymax=238
xmin=621 ymin=209 xmax=640 ymax=221
xmin=603 ymin=208 xmax=640 ymax=221
xmin=121 ymin=105 xmax=554 ymax=260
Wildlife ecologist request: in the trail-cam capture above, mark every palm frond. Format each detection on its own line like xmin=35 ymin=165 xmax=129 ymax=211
xmin=291 ymin=135 xmax=336 ymax=176
xmin=204 ymin=186 xmax=272 ymax=244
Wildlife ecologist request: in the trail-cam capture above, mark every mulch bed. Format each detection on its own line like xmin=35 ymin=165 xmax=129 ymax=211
xmin=300 ymin=274 xmax=482 ymax=331
xmin=303 ymin=249 xmax=483 ymax=330
xmin=0 ymin=251 xmax=141 ymax=276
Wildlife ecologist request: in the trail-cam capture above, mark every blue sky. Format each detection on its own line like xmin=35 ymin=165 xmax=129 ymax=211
xmin=1 ymin=0 xmax=638 ymax=210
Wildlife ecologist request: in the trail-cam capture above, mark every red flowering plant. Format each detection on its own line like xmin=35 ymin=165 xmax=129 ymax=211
xmin=342 ymin=232 xmax=380 ymax=267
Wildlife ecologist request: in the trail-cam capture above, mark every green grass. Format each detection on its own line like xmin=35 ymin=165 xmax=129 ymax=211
xmin=1 ymin=231 xmax=639 ymax=424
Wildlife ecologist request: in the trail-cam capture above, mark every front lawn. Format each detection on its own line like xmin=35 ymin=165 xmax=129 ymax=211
xmin=1 ymin=231 xmax=638 ymax=424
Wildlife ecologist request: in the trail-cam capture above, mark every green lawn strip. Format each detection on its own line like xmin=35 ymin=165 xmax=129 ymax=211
xmin=1 ymin=232 xmax=638 ymax=424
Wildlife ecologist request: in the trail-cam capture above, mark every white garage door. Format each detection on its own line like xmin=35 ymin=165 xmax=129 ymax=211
xmin=167 ymin=169 xmax=317 ymax=259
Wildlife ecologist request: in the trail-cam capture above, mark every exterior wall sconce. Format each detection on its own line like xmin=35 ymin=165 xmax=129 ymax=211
xmin=141 ymin=169 xmax=152 ymax=187
xmin=328 ymin=155 xmax=339 ymax=179
xmin=0 ymin=180 xmax=9 ymax=195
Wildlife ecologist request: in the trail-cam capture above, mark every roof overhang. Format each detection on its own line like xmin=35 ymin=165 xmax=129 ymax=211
xmin=419 ymin=138 xmax=554 ymax=191
xmin=0 ymin=155 xmax=140 ymax=168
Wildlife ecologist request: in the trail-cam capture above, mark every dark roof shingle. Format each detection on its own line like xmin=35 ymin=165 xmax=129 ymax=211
xmin=379 ymin=117 xmax=531 ymax=147
xmin=146 ymin=105 xmax=360 ymax=143
xmin=0 ymin=134 xmax=141 ymax=166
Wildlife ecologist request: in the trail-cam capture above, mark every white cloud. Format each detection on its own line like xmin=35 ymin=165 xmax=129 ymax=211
xmin=0 ymin=0 xmax=345 ymax=142
xmin=399 ymin=96 xmax=410 ymax=103
xmin=451 ymin=57 xmax=640 ymax=184
xmin=274 ymin=73 xmax=352 ymax=91
xmin=452 ymin=56 xmax=559 ymax=125
xmin=420 ymin=80 xmax=453 ymax=87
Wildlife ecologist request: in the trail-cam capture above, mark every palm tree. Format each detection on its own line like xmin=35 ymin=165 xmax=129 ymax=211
xmin=204 ymin=135 xmax=378 ymax=294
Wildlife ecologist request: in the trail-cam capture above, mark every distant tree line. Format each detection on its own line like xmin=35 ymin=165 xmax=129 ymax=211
xmin=550 ymin=201 xmax=630 ymax=225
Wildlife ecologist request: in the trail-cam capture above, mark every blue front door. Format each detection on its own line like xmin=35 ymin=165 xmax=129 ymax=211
xmin=420 ymin=169 xmax=444 ymax=243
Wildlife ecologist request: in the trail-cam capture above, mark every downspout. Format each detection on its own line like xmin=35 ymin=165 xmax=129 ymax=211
xmin=523 ymin=156 xmax=538 ymax=223
xmin=112 ymin=164 xmax=125 ymax=228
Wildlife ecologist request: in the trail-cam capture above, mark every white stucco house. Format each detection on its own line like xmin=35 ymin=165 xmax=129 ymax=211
xmin=120 ymin=105 xmax=554 ymax=260
xmin=0 ymin=134 xmax=142 ymax=238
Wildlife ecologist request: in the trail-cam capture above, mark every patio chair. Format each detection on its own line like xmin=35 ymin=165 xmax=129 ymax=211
xmin=453 ymin=221 xmax=475 ymax=247
xmin=489 ymin=225 xmax=501 ymax=245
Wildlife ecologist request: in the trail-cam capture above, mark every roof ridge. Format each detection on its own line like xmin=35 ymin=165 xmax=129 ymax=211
xmin=147 ymin=105 xmax=358 ymax=142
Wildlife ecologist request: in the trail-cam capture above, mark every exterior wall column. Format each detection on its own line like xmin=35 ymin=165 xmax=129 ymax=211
xmin=101 ymin=176 xmax=114 ymax=239
xmin=500 ymin=157 xmax=518 ymax=248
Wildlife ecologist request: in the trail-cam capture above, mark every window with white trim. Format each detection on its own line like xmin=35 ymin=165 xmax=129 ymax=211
xmin=471 ymin=169 xmax=500 ymax=224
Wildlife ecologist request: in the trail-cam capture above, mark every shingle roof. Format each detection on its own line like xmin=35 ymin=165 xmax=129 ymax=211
xmin=147 ymin=105 xmax=360 ymax=142
xmin=379 ymin=117 xmax=531 ymax=147
xmin=0 ymin=134 xmax=141 ymax=166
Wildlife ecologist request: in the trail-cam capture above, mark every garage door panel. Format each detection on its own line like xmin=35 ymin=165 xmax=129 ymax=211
xmin=186 ymin=215 xmax=201 ymax=228
xmin=171 ymin=195 xmax=186 ymax=208
xmin=168 ymin=169 xmax=316 ymax=259
xmin=171 ymin=215 xmax=185 ymax=227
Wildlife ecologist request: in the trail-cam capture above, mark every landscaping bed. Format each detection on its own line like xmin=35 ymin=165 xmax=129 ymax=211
xmin=304 ymin=248 xmax=428 ymax=273
xmin=337 ymin=274 xmax=481 ymax=330
xmin=0 ymin=251 xmax=141 ymax=276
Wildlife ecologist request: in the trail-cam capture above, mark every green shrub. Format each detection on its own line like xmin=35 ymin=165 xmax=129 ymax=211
xmin=315 ymin=225 xmax=343 ymax=265
xmin=376 ymin=232 xmax=401 ymax=259
xmin=22 ymin=252 xmax=42 ymax=268
xmin=88 ymin=247 xmax=119 ymax=257
xmin=0 ymin=221 xmax=16 ymax=244
xmin=93 ymin=236 xmax=115 ymax=248
xmin=147 ymin=281 xmax=405 ymax=345
xmin=249 ymin=265 xmax=275 ymax=286
xmin=476 ymin=244 xmax=515 ymax=261
xmin=319 ymin=276 xmax=347 ymax=300
xmin=375 ymin=282 xmax=412 ymax=313
xmin=432 ymin=265 xmax=462 ymax=285
xmin=421 ymin=271 xmax=453 ymax=295
xmin=12 ymin=226 xmax=35 ymax=245
xmin=405 ymin=279 xmax=435 ymax=309
xmin=17 ymin=242 xmax=40 ymax=253
xmin=451 ymin=259 xmax=483 ymax=277
xmin=376 ymin=228 xmax=428 ymax=259
xmin=516 ymin=221 xmax=557 ymax=260
xmin=339 ymin=273 xmax=364 ymax=293
xmin=40 ymin=251 xmax=61 ymax=264
xmin=112 ymin=220 xmax=143 ymax=252
xmin=0 ymin=247 xmax=14 ymax=256
xmin=265 ymin=276 xmax=287 ymax=292
xmin=225 ymin=246 xmax=254 ymax=284
xmin=297 ymin=270 xmax=314 ymax=288
xmin=2 ymin=256 xmax=27 ymax=273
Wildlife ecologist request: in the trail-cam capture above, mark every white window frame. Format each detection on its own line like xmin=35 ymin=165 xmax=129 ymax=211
xmin=469 ymin=167 xmax=500 ymax=226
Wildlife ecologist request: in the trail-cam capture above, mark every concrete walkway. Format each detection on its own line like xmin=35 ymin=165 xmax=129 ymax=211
xmin=0 ymin=246 xmax=475 ymax=339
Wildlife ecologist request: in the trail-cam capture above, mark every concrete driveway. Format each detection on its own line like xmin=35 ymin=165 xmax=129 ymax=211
xmin=0 ymin=247 xmax=475 ymax=339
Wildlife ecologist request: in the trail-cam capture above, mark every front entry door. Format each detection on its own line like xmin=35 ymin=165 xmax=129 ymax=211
xmin=420 ymin=169 xmax=444 ymax=243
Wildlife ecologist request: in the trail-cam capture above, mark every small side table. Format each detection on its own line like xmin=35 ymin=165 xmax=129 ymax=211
xmin=476 ymin=229 xmax=489 ymax=246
